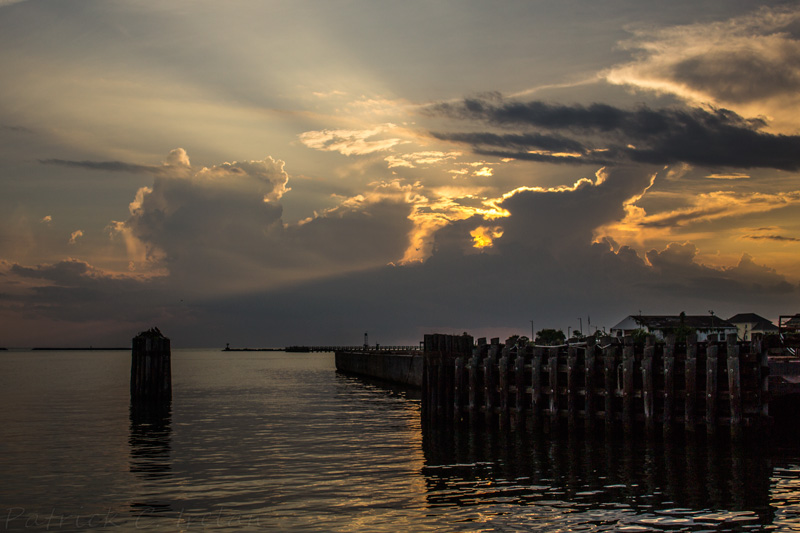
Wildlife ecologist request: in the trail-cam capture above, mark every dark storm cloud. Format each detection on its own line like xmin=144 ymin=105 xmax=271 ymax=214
xmin=39 ymin=158 xmax=161 ymax=174
xmin=671 ymin=50 xmax=800 ymax=104
xmin=431 ymin=131 xmax=587 ymax=153
xmin=11 ymin=259 xmax=95 ymax=283
xmin=429 ymin=131 xmax=606 ymax=165
xmin=744 ymin=234 xmax=800 ymax=242
xmin=430 ymin=98 xmax=800 ymax=170
xmin=179 ymin=178 xmax=797 ymax=347
xmin=2 ymin=124 xmax=34 ymax=134
xmin=8 ymin=259 xmax=157 ymax=322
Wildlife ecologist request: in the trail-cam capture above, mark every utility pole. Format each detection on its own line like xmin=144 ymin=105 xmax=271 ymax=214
xmin=578 ymin=317 xmax=583 ymax=336
xmin=530 ymin=320 xmax=534 ymax=342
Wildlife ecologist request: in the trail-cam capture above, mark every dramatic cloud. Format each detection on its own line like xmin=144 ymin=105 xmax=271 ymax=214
xmin=109 ymin=150 xmax=412 ymax=293
xmin=431 ymin=98 xmax=800 ymax=170
xmin=204 ymin=166 xmax=796 ymax=346
xmin=3 ymin=162 xmax=797 ymax=347
xmin=68 ymin=230 xmax=83 ymax=244
xmin=604 ymin=6 xmax=800 ymax=132
xmin=113 ymin=151 xmax=288 ymax=281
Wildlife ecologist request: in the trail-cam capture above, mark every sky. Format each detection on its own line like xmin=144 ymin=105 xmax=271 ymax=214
xmin=1 ymin=0 xmax=800 ymax=347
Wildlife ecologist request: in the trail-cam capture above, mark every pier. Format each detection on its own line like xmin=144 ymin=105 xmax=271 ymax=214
xmin=227 ymin=344 xmax=421 ymax=353
xmin=422 ymin=333 xmax=772 ymax=437
xmin=335 ymin=349 xmax=423 ymax=387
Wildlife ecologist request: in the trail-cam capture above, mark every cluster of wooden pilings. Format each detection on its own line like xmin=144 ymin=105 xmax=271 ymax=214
xmin=131 ymin=327 xmax=172 ymax=403
xmin=422 ymin=333 xmax=769 ymax=437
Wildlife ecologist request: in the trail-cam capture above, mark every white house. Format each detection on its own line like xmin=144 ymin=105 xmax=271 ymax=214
xmin=610 ymin=314 xmax=738 ymax=342
xmin=727 ymin=313 xmax=778 ymax=341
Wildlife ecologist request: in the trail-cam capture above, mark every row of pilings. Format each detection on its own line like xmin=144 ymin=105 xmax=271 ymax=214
xmin=422 ymin=333 xmax=770 ymax=438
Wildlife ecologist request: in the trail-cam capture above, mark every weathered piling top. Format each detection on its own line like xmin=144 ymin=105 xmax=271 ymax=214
xmin=132 ymin=327 xmax=170 ymax=350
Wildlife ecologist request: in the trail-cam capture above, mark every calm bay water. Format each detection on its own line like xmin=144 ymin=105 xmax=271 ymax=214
xmin=2 ymin=348 xmax=800 ymax=531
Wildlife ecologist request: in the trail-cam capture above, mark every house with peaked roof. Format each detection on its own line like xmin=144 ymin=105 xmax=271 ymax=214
xmin=727 ymin=313 xmax=778 ymax=341
xmin=779 ymin=314 xmax=800 ymax=334
xmin=610 ymin=314 xmax=737 ymax=342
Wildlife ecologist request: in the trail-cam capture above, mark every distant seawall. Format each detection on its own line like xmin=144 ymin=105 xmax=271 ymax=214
xmin=335 ymin=351 xmax=423 ymax=388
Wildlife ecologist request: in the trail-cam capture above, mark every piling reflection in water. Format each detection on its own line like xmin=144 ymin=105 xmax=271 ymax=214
xmin=422 ymin=422 xmax=774 ymax=530
xmin=128 ymin=401 xmax=173 ymax=515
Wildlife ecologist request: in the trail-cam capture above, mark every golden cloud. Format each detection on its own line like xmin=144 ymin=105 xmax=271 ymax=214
xmin=299 ymin=125 xmax=405 ymax=156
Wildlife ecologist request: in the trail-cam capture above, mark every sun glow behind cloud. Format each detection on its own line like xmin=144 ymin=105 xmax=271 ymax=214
xmin=470 ymin=226 xmax=504 ymax=249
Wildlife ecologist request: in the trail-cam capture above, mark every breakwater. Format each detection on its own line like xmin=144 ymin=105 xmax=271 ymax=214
xmin=335 ymin=350 xmax=423 ymax=387
xmin=422 ymin=333 xmax=770 ymax=438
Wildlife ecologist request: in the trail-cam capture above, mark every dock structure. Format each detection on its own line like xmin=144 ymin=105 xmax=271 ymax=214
xmin=335 ymin=349 xmax=424 ymax=387
xmin=422 ymin=332 xmax=770 ymax=437
xmin=130 ymin=327 xmax=172 ymax=403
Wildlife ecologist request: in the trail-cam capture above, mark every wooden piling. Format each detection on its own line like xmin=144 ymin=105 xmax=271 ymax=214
xmin=548 ymin=347 xmax=559 ymax=425
xmin=706 ymin=343 xmax=719 ymax=433
xmin=603 ymin=344 xmax=616 ymax=429
xmin=663 ymin=335 xmax=676 ymax=436
xmin=585 ymin=342 xmax=596 ymax=432
xmin=642 ymin=338 xmax=655 ymax=435
xmin=531 ymin=347 xmax=544 ymax=426
xmin=131 ymin=328 xmax=171 ymax=402
xmin=685 ymin=335 xmax=698 ymax=432
xmin=484 ymin=345 xmax=498 ymax=421
xmin=454 ymin=355 xmax=465 ymax=421
xmin=727 ymin=334 xmax=742 ymax=436
xmin=514 ymin=352 xmax=526 ymax=415
xmin=567 ymin=346 xmax=579 ymax=427
xmin=438 ymin=351 xmax=447 ymax=419
xmin=468 ymin=351 xmax=480 ymax=414
xmin=758 ymin=338 xmax=769 ymax=420
xmin=622 ymin=338 xmax=635 ymax=430
xmin=498 ymin=350 xmax=509 ymax=415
